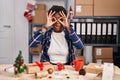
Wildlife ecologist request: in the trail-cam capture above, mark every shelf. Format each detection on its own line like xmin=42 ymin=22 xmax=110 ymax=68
xmin=30 ymin=23 xmax=44 ymax=27
xmin=73 ymin=16 xmax=120 ymax=19
xmin=84 ymin=44 xmax=118 ymax=47
xmin=70 ymin=16 xmax=120 ymax=23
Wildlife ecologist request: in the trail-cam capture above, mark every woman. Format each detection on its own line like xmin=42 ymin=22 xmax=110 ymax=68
xmin=29 ymin=5 xmax=84 ymax=65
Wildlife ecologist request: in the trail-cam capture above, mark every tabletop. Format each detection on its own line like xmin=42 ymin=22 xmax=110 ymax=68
xmin=0 ymin=63 xmax=120 ymax=80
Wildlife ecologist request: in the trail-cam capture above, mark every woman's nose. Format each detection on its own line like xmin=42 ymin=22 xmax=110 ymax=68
xmin=56 ymin=20 xmax=60 ymax=24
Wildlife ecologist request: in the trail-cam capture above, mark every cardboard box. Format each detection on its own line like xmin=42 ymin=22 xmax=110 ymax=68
xmin=85 ymin=63 xmax=103 ymax=74
xmin=93 ymin=47 xmax=113 ymax=59
xmin=26 ymin=62 xmax=54 ymax=74
xmin=75 ymin=5 xmax=93 ymax=16
xmin=32 ymin=4 xmax=46 ymax=24
xmin=36 ymin=4 xmax=46 ymax=10
xmin=94 ymin=0 xmax=120 ymax=16
xmin=32 ymin=9 xmax=47 ymax=24
xmin=26 ymin=65 xmax=39 ymax=74
xmin=30 ymin=47 xmax=40 ymax=54
xmin=30 ymin=45 xmax=42 ymax=54
xmin=94 ymin=58 xmax=113 ymax=64
xmin=75 ymin=0 xmax=93 ymax=5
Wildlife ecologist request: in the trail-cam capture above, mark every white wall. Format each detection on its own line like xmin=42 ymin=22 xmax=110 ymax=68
xmin=37 ymin=0 xmax=65 ymax=10
xmin=14 ymin=0 xmax=29 ymax=63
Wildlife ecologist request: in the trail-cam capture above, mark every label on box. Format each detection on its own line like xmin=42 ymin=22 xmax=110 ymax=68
xmin=96 ymin=49 xmax=102 ymax=55
xmin=76 ymin=6 xmax=82 ymax=13
xmin=102 ymin=63 xmax=114 ymax=80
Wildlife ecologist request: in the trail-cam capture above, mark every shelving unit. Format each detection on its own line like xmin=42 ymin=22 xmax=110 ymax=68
xmin=70 ymin=16 xmax=120 ymax=67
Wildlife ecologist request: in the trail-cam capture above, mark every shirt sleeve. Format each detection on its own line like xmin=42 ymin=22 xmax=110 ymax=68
xmin=29 ymin=30 xmax=43 ymax=47
xmin=69 ymin=27 xmax=84 ymax=49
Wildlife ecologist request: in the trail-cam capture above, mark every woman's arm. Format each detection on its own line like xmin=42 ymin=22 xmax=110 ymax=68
xmin=29 ymin=11 xmax=56 ymax=47
xmin=29 ymin=29 xmax=44 ymax=47
xmin=69 ymin=27 xmax=84 ymax=49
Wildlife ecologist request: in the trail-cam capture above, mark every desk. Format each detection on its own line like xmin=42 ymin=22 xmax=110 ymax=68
xmin=0 ymin=64 xmax=120 ymax=80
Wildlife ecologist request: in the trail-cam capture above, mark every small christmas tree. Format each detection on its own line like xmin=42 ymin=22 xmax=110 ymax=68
xmin=14 ymin=50 xmax=26 ymax=76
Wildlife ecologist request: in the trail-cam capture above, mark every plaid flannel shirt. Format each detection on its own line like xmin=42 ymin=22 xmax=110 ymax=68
xmin=29 ymin=26 xmax=84 ymax=64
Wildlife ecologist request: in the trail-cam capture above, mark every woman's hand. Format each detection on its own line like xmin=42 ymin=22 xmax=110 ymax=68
xmin=45 ymin=11 xmax=57 ymax=28
xmin=58 ymin=11 xmax=70 ymax=32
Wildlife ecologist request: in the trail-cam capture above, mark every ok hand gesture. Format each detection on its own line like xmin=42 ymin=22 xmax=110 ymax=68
xmin=45 ymin=11 xmax=57 ymax=28
xmin=58 ymin=11 xmax=70 ymax=32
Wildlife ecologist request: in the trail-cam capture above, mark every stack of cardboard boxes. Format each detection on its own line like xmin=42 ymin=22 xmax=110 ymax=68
xmin=93 ymin=47 xmax=113 ymax=64
xmin=74 ymin=0 xmax=120 ymax=16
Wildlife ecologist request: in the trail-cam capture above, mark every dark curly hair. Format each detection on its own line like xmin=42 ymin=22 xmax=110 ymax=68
xmin=48 ymin=5 xmax=67 ymax=16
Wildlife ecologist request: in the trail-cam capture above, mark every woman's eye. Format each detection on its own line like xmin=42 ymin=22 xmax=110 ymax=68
xmin=60 ymin=18 xmax=63 ymax=21
xmin=52 ymin=18 xmax=55 ymax=21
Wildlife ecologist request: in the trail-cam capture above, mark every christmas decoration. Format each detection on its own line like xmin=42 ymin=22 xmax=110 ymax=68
xmin=24 ymin=0 xmax=36 ymax=23
xmin=79 ymin=69 xmax=86 ymax=75
xmin=69 ymin=6 xmax=73 ymax=21
xmin=66 ymin=76 xmax=70 ymax=79
xmin=57 ymin=63 xmax=65 ymax=71
xmin=47 ymin=68 xmax=54 ymax=74
xmin=35 ymin=61 xmax=43 ymax=71
xmin=26 ymin=62 xmax=54 ymax=74
xmin=13 ymin=50 xmax=26 ymax=76
xmin=48 ymin=76 xmax=52 ymax=79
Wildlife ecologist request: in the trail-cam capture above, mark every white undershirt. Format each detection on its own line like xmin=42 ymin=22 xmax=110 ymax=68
xmin=48 ymin=31 xmax=69 ymax=64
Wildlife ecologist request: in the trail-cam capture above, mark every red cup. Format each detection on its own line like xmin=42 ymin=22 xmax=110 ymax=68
xmin=72 ymin=59 xmax=84 ymax=71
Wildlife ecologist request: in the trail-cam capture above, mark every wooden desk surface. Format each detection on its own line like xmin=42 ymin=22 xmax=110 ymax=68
xmin=0 ymin=64 xmax=120 ymax=80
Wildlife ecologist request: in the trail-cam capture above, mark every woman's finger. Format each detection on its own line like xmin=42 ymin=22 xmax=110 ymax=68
xmin=61 ymin=11 xmax=66 ymax=17
xmin=49 ymin=10 xmax=53 ymax=16
xmin=58 ymin=17 xmax=64 ymax=25
xmin=51 ymin=11 xmax=56 ymax=16
xmin=59 ymin=11 xmax=64 ymax=17
xmin=53 ymin=18 xmax=57 ymax=24
xmin=46 ymin=12 xmax=48 ymax=18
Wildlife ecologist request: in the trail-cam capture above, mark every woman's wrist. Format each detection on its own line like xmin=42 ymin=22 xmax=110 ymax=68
xmin=43 ymin=25 xmax=48 ymax=30
xmin=42 ymin=25 xmax=47 ymax=33
xmin=42 ymin=25 xmax=51 ymax=33
xmin=66 ymin=25 xmax=70 ymax=33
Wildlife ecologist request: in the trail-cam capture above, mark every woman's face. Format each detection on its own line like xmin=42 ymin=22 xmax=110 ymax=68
xmin=52 ymin=13 xmax=63 ymax=32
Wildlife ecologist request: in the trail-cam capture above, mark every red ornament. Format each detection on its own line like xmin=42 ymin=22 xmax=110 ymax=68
xmin=19 ymin=60 xmax=23 ymax=66
xmin=47 ymin=68 xmax=53 ymax=74
xmin=57 ymin=63 xmax=64 ymax=71
xmin=70 ymin=6 xmax=72 ymax=12
xmin=48 ymin=76 xmax=52 ymax=78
